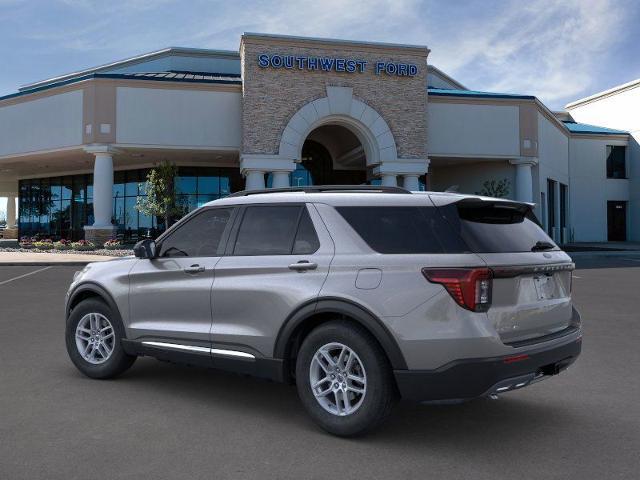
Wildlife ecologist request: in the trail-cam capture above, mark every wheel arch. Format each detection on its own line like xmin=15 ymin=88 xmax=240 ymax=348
xmin=274 ymin=298 xmax=408 ymax=382
xmin=66 ymin=282 xmax=123 ymax=325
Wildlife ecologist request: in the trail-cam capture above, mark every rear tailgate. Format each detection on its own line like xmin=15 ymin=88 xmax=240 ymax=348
xmin=477 ymin=252 xmax=574 ymax=344
xmin=433 ymin=195 xmax=576 ymax=344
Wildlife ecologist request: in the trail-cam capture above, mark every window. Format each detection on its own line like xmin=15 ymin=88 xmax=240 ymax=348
xmin=560 ymin=183 xmax=568 ymax=230
xmin=337 ymin=206 xmax=467 ymax=254
xmin=445 ymin=200 xmax=557 ymax=253
xmin=547 ymin=179 xmax=556 ymax=236
xmin=159 ymin=208 xmax=232 ymax=257
xmin=606 ymin=146 xmax=626 ymax=179
xmin=233 ymin=205 xmax=319 ymax=256
xmin=293 ymin=209 xmax=320 ymax=254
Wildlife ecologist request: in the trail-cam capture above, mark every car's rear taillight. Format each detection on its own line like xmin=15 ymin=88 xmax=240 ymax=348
xmin=422 ymin=268 xmax=492 ymax=312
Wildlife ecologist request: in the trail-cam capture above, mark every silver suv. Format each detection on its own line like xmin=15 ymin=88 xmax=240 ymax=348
xmin=65 ymin=186 xmax=582 ymax=436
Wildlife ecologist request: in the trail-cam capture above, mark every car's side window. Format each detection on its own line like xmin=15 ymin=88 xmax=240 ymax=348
xmin=293 ymin=208 xmax=320 ymax=254
xmin=159 ymin=207 xmax=233 ymax=257
xmin=231 ymin=204 xmax=320 ymax=256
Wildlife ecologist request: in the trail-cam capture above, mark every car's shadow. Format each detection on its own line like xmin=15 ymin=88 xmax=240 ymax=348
xmin=108 ymin=357 xmax=580 ymax=445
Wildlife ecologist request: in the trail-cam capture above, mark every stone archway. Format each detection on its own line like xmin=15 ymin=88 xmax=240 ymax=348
xmin=278 ymin=86 xmax=398 ymax=167
xmin=240 ymin=85 xmax=429 ymax=190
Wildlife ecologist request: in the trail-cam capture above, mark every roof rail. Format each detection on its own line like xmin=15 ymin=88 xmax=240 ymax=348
xmin=227 ymin=185 xmax=411 ymax=197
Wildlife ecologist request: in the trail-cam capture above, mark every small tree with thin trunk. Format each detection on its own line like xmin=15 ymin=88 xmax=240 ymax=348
xmin=136 ymin=161 xmax=182 ymax=231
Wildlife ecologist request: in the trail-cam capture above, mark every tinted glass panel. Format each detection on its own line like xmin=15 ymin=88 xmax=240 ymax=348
xmin=234 ymin=206 xmax=301 ymax=256
xmin=606 ymin=145 xmax=626 ymax=179
xmin=293 ymin=208 xmax=320 ymax=254
xmin=160 ymin=208 xmax=232 ymax=257
xmin=337 ymin=206 xmax=467 ymax=254
xmin=446 ymin=201 xmax=558 ymax=253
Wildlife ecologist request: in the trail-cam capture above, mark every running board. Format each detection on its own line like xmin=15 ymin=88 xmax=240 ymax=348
xmin=121 ymin=339 xmax=285 ymax=383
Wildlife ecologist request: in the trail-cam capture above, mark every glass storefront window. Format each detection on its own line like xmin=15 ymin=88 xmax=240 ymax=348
xmin=18 ymin=166 xmax=241 ymax=241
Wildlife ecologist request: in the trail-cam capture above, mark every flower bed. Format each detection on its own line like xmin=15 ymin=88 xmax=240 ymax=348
xmin=54 ymin=239 xmax=73 ymax=250
xmin=103 ymin=239 xmax=123 ymax=250
xmin=70 ymin=240 xmax=96 ymax=251
xmin=0 ymin=246 xmax=133 ymax=257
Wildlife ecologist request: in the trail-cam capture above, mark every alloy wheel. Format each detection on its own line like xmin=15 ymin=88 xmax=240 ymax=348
xmin=75 ymin=313 xmax=115 ymax=365
xmin=309 ymin=342 xmax=367 ymax=416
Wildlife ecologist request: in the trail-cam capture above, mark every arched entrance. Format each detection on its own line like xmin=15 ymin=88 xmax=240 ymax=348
xmin=295 ymin=124 xmax=368 ymax=186
xmin=243 ymin=86 xmax=428 ymax=191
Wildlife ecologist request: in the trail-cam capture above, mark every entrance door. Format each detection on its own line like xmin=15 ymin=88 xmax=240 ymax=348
xmin=607 ymin=201 xmax=627 ymax=241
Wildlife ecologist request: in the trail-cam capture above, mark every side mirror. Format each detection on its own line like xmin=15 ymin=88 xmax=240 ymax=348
xmin=133 ymin=239 xmax=157 ymax=259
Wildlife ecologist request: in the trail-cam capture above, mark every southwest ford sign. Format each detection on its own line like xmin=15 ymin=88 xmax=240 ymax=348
xmin=257 ymin=54 xmax=418 ymax=77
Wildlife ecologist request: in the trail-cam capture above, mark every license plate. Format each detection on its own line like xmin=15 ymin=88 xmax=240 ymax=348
xmin=533 ymin=275 xmax=555 ymax=300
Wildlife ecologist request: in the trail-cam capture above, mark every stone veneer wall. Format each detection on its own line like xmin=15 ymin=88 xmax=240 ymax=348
xmin=240 ymin=36 xmax=429 ymax=160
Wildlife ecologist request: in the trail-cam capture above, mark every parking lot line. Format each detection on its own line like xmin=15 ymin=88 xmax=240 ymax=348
xmin=0 ymin=266 xmax=51 ymax=286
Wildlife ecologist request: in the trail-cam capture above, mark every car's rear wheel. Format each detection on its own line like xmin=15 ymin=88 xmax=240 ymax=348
xmin=65 ymin=298 xmax=136 ymax=379
xmin=295 ymin=320 xmax=397 ymax=436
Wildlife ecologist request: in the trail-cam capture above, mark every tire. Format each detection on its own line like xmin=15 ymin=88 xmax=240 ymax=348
xmin=295 ymin=320 xmax=398 ymax=436
xmin=65 ymin=298 xmax=136 ymax=379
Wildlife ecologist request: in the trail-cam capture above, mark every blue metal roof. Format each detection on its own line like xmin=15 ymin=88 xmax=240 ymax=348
xmin=0 ymin=71 xmax=242 ymax=103
xmin=562 ymin=121 xmax=628 ymax=135
xmin=428 ymin=87 xmax=535 ymax=100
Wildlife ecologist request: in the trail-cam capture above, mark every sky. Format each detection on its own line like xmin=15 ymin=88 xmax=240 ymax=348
xmin=1 ymin=0 xmax=640 ymax=214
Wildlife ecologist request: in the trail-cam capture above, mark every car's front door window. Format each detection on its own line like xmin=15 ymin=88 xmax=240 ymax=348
xmin=159 ymin=208 xmax=233 ymax=257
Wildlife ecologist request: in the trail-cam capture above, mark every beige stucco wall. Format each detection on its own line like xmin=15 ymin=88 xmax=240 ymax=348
xmin=569 ymin=136 xmax=630 ymax=241
xmin=240 ymin=35 xmax=428 ymax=160
xmin=427 ymin=101 xmax=520 ymax=157
xmin=116 ymin=86 xmax=242 ymax=148
xmin=430 ymin=161 xmax=516 ymax=198
xmin=0 ymin=90 xmax=83 ymax=157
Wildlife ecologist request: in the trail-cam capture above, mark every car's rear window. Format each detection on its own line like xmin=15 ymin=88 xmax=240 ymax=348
xmin=336 ymin=206 xmax=468 ymax=254
xmin=441 ymin=200 xmax=558 ymax=253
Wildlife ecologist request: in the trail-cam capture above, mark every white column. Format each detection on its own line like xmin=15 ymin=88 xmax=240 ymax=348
xmin=510 ymin=158 xmax=537 ymax=203
xmin=6 ymin=195 xmax=16 ymax=228
xmin=380 ymin=174 xmax=397 ymax=187
xmin=271 ymin=171 xmax=290 ymax=188
xmin=245 ymin=170 xmax=265 ymax=190
xmin=92 ymin=152 xmax=115 ymax=227
xmin=402 ymin=175 xmax=420 ymax=191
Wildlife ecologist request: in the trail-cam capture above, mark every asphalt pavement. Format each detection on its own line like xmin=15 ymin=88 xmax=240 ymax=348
xmin=0 ymin=257 xmax=638 ymax=479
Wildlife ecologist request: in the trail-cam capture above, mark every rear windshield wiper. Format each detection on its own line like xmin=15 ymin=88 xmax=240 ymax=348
xmin=531 ymin=241 xmax=555 ymax=251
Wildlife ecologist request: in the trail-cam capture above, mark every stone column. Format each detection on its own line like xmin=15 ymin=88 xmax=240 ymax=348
xmin=240 ymin=154 xmax=295 ymax=191
xmin=244 ymin=170 xmax=266 ymax=190
xmin=83 ymin=146 xmax=118 ymax=245
xmin=374 ymin=159 xmax=429 ymax=191
xmin=271 ymin=171 xmax=290 ymax=188
xmin=380 ymin=174 xmax=398 ymax=187
xmin=510 ymin=158 xmax=538 ymax=203
xmin=402 ymin=175 xmax=421 ymax=191
xmin=2 ymin=195 xmax=18 ymax=240
xmin=6 ymin=195 xmax=16 ymax=228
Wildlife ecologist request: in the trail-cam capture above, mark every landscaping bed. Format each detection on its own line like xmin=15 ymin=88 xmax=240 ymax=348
xmin=0 ymin=247 xmax=133 ymax=257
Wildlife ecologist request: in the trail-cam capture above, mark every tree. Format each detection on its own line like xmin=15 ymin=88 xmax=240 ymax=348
xmin=476 ymin=178 xmax=510 ymax=198
xmin=135 ymin=161 xmax=183 ymax=231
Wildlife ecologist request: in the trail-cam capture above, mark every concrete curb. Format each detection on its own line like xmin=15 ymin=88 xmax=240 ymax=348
xmin=568 ymin=251 xmax=640 ymax=258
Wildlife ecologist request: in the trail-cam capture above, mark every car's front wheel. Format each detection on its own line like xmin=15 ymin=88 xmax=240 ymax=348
xmin=65 ymin=298 xmax=136 ymax=379
xmin=295 ymin=321 xmax=397 ymax=436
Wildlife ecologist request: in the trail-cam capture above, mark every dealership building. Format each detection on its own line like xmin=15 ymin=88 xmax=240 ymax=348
xmin=0 ymin=33 xmax=637 ymax=244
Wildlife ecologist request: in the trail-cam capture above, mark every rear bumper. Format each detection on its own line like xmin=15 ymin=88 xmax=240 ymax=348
xmin=394 ymin=332 xmax=582 ymax=402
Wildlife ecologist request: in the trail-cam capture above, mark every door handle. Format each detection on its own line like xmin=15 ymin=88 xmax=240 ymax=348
xmin=288 ymin=260 xmax=318 ymax=272
xmin=184 ymin=264 xmax=205 ymax=274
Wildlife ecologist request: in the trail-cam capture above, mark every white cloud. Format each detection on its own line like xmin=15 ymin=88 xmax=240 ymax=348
xmin=426 ymin=0 xmax=628 ymax=107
